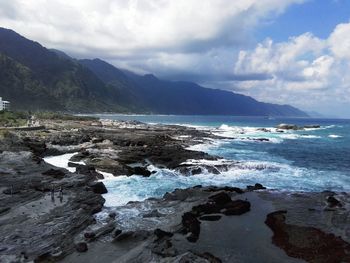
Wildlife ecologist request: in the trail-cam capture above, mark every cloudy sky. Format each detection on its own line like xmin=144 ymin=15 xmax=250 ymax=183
xmin=1 ymin=0 xmax=350 ymax=117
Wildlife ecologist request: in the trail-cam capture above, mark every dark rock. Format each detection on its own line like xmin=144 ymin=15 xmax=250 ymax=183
xmin=108 ymin=212 xmax=117 ymax=218
xmin=131 ymin=166 xmax=151 ymax=177
xmin=199 ymin=215 xmax=222 ymax=221
xmin=76 ymin=165 xmax=104 ymax=180
xmin=205 ymin=186 xmax=244 ymax=194
xmin=265 ymin=210 xmax=350 ymax=263
xmin=42 ymin=169 xmax=65 ymax=179
xmin=84 ymin=232 xmax=96 ymax=239
xmin=154 ymin=228 xmax=173 ymax=240
xmin=247 ymin=183 xmax=266 ymax=191
xmin=208 ymin=192 xmax=232 ymax=205
xmin=143 ymin=209 xmax=165 ymax=218
xmin=276 ymin=124 xmax=299 ymax=130
xmin=88 ymin=182 xmax=107 ymax=194
xmin=327 ymin=196 xmax=342 ymax=207
xmin=191 ymin=167 xmax=202 ymax=175
xmin=196 ymin=252 xmax=223 ymax=263
xmin=112 ymin=229 xmax=122 ymax=238
xmin=75 ymin=242 xmax=88 ymax=253
xmin=221 ymin=200 xmax=251 ymax=215
xmin=113 ymin=231 xmax=134 ymax=242
xmin=181 ymin=212 xmax=200 ymax=242
xmin=3 ymin=187 xmax=20 ymax=195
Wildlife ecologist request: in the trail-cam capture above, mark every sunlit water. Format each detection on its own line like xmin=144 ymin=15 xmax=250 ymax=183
xmin=46 ymin=115 xmax=350 ymax=207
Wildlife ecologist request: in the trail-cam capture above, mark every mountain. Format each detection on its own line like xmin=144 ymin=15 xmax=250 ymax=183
xmin=0 ymin=27 xmax=308 ymax=116
xmin=0 ymin=28 xmax=126 ymax=112
xmin=81 ymin=59 xmax=307 ymax=116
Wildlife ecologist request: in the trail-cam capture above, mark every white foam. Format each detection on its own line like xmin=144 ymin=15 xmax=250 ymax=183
xmin=43 ymin=152 xmax=83 ymax=172
xmin=328 ymin=134 xmax=342 ymax=138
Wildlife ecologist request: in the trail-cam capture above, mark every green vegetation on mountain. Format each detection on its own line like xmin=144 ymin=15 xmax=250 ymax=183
xmin=0 ymin=27 xmax=308 ymax=117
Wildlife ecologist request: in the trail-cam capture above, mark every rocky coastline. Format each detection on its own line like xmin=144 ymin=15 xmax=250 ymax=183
xmin=0 ymin=118 xmax=349 ymax=263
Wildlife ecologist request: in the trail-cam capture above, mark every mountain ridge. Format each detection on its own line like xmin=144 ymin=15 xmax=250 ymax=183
xmin=0 ymin=27 xmax=308 ymax=117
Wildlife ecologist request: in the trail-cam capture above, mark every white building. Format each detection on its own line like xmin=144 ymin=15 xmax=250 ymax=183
xmin=0 ymin=97 xmax=10 ymax=111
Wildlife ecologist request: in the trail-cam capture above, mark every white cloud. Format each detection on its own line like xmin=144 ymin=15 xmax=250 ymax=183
xmin=0 ymin=0 xmax=304 ymax=55
xmin=233 ymin=23 xmax=350 ymax=116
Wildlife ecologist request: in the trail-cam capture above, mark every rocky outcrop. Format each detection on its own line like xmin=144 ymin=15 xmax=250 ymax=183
xmin=265 ymin=210 xmax=350 ymax=263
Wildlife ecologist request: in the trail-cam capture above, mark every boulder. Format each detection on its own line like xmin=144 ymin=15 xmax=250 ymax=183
xmin=276 ymin=124 xmax=299 ymax=130
xmin=75 ymin=242 xmax=88 ymax=253
xmin=88 ymin=182 xmax=107 ymax=194
xmin=42 ymin=169 xmax=65 ymax=179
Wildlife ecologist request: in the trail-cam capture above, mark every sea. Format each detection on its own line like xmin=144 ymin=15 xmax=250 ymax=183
xmin=46 ymin=115 xmax=350 ymax=207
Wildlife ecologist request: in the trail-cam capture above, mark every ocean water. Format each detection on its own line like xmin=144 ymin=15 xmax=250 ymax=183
xmin=50 ymin=115 xmax=350 ymax=207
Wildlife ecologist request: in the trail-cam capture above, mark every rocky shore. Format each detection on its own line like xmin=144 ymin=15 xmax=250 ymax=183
xmin=0 ymin=118 xmax=349 ymax=263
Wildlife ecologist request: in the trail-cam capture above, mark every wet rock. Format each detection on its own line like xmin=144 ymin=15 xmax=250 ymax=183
xmin=75 ymin=242 xmax=88 ymax=253
xmin=196 ymin=252 xmax=223 ymax=263
xmin=276 ymin=124 xmax=299 ymax=130
xmin=182 ymin=212 xmax=201 ymax=242
xmin=88 ymin=182 xmax=108 ymax=194
xmin=76 ymin=165 xmax=104 ymax=180
xmin=112 ymin=229 xmax=122 ymax=238
xmin=247 ymin=183 xmax=266 ymax=191
xmin=204 ymin=186 xmax=244 ymax=194
xmin=265 ymin=210 xmax=350 ymax=263
xmin=154 ymin=228 xmax=174 ymax=240
xmin=327 ymin=196 xmax=342 ymax=207
xmin=42 ymin=169 xmax=65 ymax=179
xmin=131 ymin=166 xmax=152 ymax=177
xmin=221 ymin=200 xmax=251 ymax=215
xmin=84 ymin=232 xmax=96 ymax=239
xmin=2 ymin=187 xmax=21 ymax=195
xmin=199 ymin=215 xmax=222 ymax=221
xmin=113 ymin=231 xmax=134 ymax=242
xmin=143 ymin=209 xmax=166 ymax=218
xmin=208 ymin=192 xmax=232 ymax=205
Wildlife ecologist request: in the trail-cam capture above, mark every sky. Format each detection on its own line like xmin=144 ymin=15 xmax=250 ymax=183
xmin=0 ymin=0 xmax=350 ymax=117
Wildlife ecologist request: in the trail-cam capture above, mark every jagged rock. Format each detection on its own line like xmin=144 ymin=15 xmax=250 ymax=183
xmin=181 ymin=212 xmax=201 ymax=243
xmin=88 ymin=182 xmax=108 ymax=194
xmin=131 ymin=166 xmax=152 ymax=177
xmin=221 ymin=200 xmax=251 ymax=215
xmin=327 ymin=196 xmax=342 ymax=207
xmin=42 ymin=168 xmax=65 ymax=179
xmin=247 ymin=183 xmax=266 ymax=191
xmin=276 ymin=124 xmax=299 ymax=130
xmin=154 ymin=228 xmax=174 ymax=240
xmin=208 ymin=192 xmax=232 ymax=205
xmin=265 ymin=210 xmax=350 ymax=263
xmin=75 ymin=242 xmax=88 ymax=253
xmin=199 ymin=215 xmax=222 ymax=221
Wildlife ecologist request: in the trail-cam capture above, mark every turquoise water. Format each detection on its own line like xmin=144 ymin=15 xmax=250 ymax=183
xmin=90 ymin=115 xmax=350 ymax=206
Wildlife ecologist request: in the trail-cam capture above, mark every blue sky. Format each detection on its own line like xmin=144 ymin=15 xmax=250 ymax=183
xmin=258 ymin=0 xmax=350 ymax=42
xmin=0 ymin=0 xmax=350 ymax=117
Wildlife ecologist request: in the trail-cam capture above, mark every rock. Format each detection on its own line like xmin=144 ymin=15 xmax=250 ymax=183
xmin=108 ymin=212 xmax=117 ymax=218
xmin=265 ymin=210 xmax=350 ymax=263
xmin=75 ymin=242 xmax=88 ymax=253
xmin=42 ymin=169 xmax=65 ymax=179
xmin=84 ymin=232 xmax=96 ymax=239
xmin=327 ymin=196 xmax=342 ymax=207
xmin=113 ymin=231 xmax=134 ymax=242
xmin=199 ymin=215 xmax=222 ymax=221
xmin=181 ymin=212 xmax=201 ymax=242
xmin=276 ymin=124 xmax=299 ymax=130
xmin=112 ymin=229 xmax=122 ymax=238
xmin=154 ymin=228 xmax=174 ymax=240
xmin=208 ymin=192 xmax=232 ymax=205
xmin=247 ymin=183 xmax=266 ymax=191
xmin=221 ymin=200 xmax=251 ymax=215
xmin=143 ymin=209 xmax=165 ymax=218
xmin=3 ymin=187 xmax=20 ymax=195
xmin=88 ymin=182 xmax=108 ymax=194
xmin=131 ymin=166 xmax=151 ymax=177
xmin=191 ymin=167 xmax=202 ymax=175
xmin=76 ymin=165 xmax=104 ymax=180
xmin=197 ymin=252 xmax=223 ymax=263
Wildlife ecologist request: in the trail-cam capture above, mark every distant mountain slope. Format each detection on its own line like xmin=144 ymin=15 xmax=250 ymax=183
xmin=81 ymin=59 xmax=308 ymax=116
xmin=0 ymin=27 xmax=307 ymax=116
xmin=0 ymin=28 xmax=126 ymax=112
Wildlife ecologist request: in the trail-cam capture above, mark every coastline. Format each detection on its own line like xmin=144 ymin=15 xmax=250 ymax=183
xmin=0 ymin=118 xmax=349 ymax=262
